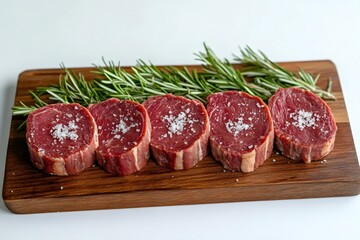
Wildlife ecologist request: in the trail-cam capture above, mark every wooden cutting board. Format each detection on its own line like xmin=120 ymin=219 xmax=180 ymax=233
xmin=3 ymin=60 xmax=360 ymax=214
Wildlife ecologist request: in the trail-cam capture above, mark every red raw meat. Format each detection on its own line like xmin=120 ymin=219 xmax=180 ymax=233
xmin=268 ymin=87 xmax=337 ymax=163
xmin=207 ymin=91 xmax=274 ymax=173
xmin=88 ymin=98 xmax=151 ymax=175
xmin=143 ymin=94 xmax=210 ymax=170
xmin=26 ymin=103 xmax=98 ymax=176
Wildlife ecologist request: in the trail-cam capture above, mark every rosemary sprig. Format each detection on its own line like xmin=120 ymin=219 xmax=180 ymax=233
xmin=12 ymin=44 xmax=336 ymax=124
xmin=12 ymin=91 xmax=47 ymax=116
xmin=235 ymin=46 xmax=336 ymax=100
xmin=93 ymin=59 xmax=217 ymax=103
xmin=195 ymin=44 xmax=272 ymax=100
xmin=12 ymin=91 xmax=48 ymax=129
xmin=35 ymin=64 xmax=103 ymax=105
xmin=94 ymin=44 xmax=277 ymax=103
xmin=12 ymin=65 xmax=103 ymax=120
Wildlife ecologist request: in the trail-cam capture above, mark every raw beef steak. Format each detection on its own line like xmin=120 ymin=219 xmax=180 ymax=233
xmin=88 ymin=98 xmax=151 ymax=176
xmin=143 ymin=94 xmax=210 ymax=170
xmin=26 ymin=103 xmax=98 ymax=176
xmin=268 ymin=87 xmax=337 ymax=163
xmin=207 ymin=91 xmax=274 ymax=173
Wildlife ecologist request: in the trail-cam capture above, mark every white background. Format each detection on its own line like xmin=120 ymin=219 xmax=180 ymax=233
xmin=1 ymin=0 xmax=359 ymax=239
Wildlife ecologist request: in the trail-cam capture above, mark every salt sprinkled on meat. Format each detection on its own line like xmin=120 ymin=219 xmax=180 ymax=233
xmin=289 ymin=109 xmax=320 ymax=131
xmin=50 ymin=120 xmax=79 ymax=142
xmin=162 ymin=109 xmax=199 ymax=138
xmin=38 ymin=148 xmax=45 ymax=155
xmin=225 ymin=117 xmax=253 ymax=136
xmin=163 ymin=112 xmax=186 ymax=137
xmin=112 ymin=119 xmax=138 ymax=138
xmin=256 ymin=102 xmax=264 ymax=108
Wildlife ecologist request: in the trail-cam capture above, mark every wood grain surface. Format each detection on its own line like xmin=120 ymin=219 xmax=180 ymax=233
xmin=3 ymin=60 xmax=360 ymax=214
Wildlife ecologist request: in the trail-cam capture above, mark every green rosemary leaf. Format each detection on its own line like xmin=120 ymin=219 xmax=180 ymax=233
xmin=12 ymin=103 xmax=37 ymax=116
xmin=235 ymin=46 xmax=336 ymax=100
xmin=327 ymin=78 xmax=333 ymax=94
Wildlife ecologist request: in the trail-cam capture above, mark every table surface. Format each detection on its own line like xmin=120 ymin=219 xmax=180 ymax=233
xmin=0 ymin=1 xmax=359 ymax=239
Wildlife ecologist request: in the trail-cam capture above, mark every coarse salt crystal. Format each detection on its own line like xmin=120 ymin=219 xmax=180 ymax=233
xmin=290 ymin=109 xmax=318 ymax=131
xmin=162 ymin=110 xmax=198 ymax=138
xmin=50 ymin=120 xmax=79 ymax=142
xmin=225 ymin=117 xmax=252 ymax=136
xmin=256 ymin=102 xmax=264 ymax=108
xmin=38 ymin=148 xmax=45 ymax=155
xmin=112 ymin=119 xmax=138 ymax=138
